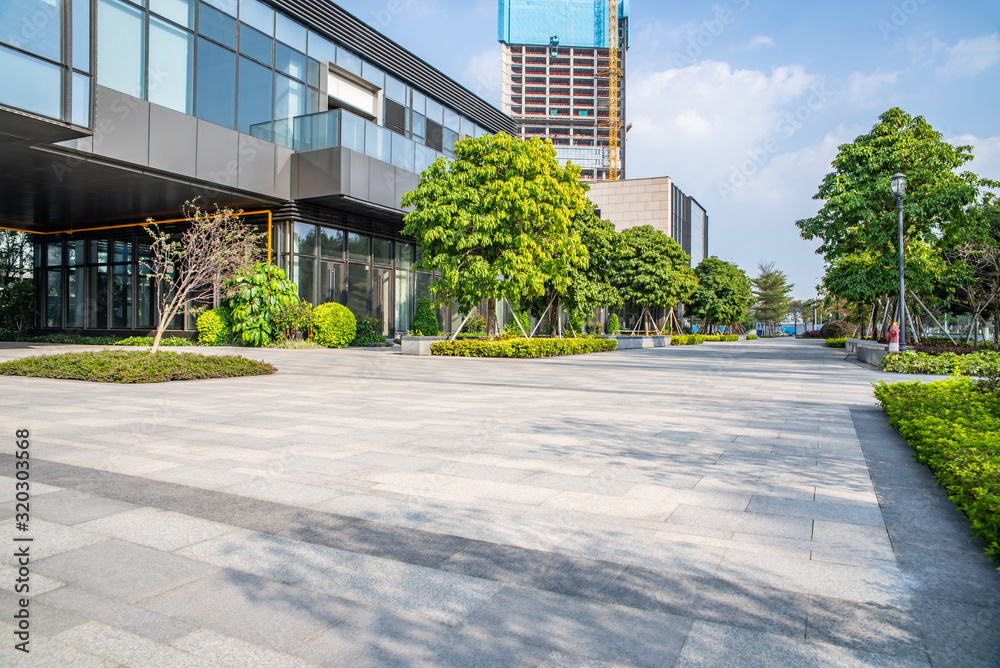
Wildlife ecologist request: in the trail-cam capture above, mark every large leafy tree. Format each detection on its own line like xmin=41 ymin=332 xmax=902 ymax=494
xmin=610 ymin=225 xmax=698 ymax=331
xmin=752 ymin=261 xmax=793 ymax=335
xmin=526 ymin=203 xmax=622 ymax=335
xmin=402 ymin=133 xmax=589 ymax=337
xmin=688 ymin=257 xmax=752 ymax=332
xmin=796 ymin=107 xmax=995 ymax=319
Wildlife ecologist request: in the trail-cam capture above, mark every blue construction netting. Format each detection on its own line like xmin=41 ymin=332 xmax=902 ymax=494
xmin=499 ymin=0 xmax=629 ymax=49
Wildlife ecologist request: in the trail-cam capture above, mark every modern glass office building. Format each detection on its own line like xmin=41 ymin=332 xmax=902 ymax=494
xmin=1 ymin=0 xmax=517 ymax=336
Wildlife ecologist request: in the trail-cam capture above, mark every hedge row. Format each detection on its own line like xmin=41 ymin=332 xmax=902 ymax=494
xmin=702 ymin=334 xmax=740 ymax=342
xmin=826 ymin=338 xmax=848 ymax=348
xmin=431 ymin=337 xmax=616 ymax=358
xmin=874 ymin=379 xmax=1000 ymax=562
xmin=0 ymin=350 xmax=276 ymax=383
xmin=746 ymin=334 xmax=759 ymax=340
xmin=880 ymin=350 xmax=1000 ymax=376
xmin=671 ymin=335 xmax=705 ymax=346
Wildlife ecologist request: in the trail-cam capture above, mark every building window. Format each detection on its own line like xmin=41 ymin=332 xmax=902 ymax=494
xmin=347 ymin=232 xmax=369 ymax=263
xmin=97 ymin=0 xmax=146 ymax=98
xmin=149 ymin=16 xmax=194 ymax=114
xmin=195 ymin=37 xmax=235 ymax=127
xmin=151 ymin=0 xmax=194 ymax=29
xmin=347 ymin=262 xmax=369 ymax=315
xmin=239 ymin=23 xmax=271 ymax=66
xmin=198 ymin=2 xmax=235 ymax=48
xmin=237 ymin=56 xmax=271 ymax=133
xmin=0 ymin=46 xmax=62 ymax=119
xmin=0 ymin=0 xmax=63 ymax=62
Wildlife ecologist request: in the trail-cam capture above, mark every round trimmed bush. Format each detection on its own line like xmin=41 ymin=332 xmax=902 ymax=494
xmin=312 ymin=302 xmax=356 ymax=348
xmin=606 ymin=313 xmax=619 ymax=335
xmin=196 ymin=307 xmax=231 ymax=346
xmin=820 ymin=319 xmax=854 ymax=339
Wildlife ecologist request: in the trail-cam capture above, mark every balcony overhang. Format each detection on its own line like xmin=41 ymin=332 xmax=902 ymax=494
xmin=0 ymin=106 xmax=90 ymax=146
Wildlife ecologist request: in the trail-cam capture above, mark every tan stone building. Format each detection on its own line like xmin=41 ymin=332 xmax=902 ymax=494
xmin=585 ymin=176 xmax=708 ymax=266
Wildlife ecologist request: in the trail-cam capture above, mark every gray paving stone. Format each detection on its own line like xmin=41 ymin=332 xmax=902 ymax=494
xmin=746 ymin=494 xmax=884 ymax=527
xmin=909 ymin=596 xmax=1000 ymax=668
xmin=32 ymin=539 xmax=218 ymax=603
xmin=25 ymin=489 xmax=139 ymax=525
xmin=0 ymin=620 xmax=118 ymax=668
xmin=665 ymin=504 xmax=815 ymax=541
xmin=462 ymin=585 xmax=693 ymax=667
xmin=141 ymin=569 xmax=360 ymax=651
xmin=675 ymin=620 xmax=930 ymax=668
xmin=55 ymin=621 xmax=218 ymax=667
xmin=806 ymin=596 xmax=927 ymax=662
xmin=291 ymin=606 xmax=551 ymax=668
xmin=170 ymin=628 xmax=321 ymax=668
xmin=36 ymin=585 xmax=197 ymax=642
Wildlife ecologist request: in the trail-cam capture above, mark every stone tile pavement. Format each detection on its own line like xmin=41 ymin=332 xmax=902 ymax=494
xmin=0 ymin=338 xmax=997 ymax=666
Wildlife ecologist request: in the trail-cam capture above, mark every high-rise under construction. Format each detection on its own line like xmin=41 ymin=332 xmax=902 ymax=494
xmin=499 ymin=0 xmax=629 ymax=181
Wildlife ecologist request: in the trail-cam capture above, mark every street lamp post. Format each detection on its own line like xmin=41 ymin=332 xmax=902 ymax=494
xmin=890 ymin=172 xmax=907 ymax=348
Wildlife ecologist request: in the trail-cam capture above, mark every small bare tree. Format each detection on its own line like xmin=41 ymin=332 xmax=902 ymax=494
xmin=143 ymin=201 xmax=264 ymax=353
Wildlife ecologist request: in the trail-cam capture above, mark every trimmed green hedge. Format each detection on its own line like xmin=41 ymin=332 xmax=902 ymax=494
xmin=701 ymin=334 xmax=740 ymax=342
xmin=880 ymin=350 xmax=1000 ymax=376
xmin=826 ymin=338 xmax=848 ymax=348
xmin=431 ymin=336 xmax=616 ymax=358
xmin=746 ymin=334 xmax=759 ymax=340
xmin=0 ymin=333 xmax=195 ymax=346
xmin=0 ymin=350 xmax=276 ymax=383
xmin=874 ymin=378 xmax=1000 ymax=562
xmin=671 ymin=335 xmax=706 ymax=346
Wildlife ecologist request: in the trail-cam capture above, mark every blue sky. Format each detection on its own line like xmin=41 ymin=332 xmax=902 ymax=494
xmin=334 ymin=0 xmax=1000 ymax=299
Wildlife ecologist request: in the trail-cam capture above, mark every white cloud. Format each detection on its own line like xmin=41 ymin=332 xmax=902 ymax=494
xmin=845 ymin=70 xmax=900 ymax=107
xmin=748 ymin=35 xmax=776 ymax=49
xmin=459 ymin=46 xmax=503 ymax=107
xmin=949 ymin=134 xmax=1000 ymax=184
xmin=625 ymin=61 xmax=839 ymax=296
xmin=937 ymin=33 xmax=1000 ymax=78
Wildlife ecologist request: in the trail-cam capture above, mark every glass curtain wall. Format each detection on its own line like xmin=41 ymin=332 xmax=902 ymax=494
xmin=288 ymin=222 xmax=429 ymax=336
xmin=1 ymin=0 xmax=91 ymax=124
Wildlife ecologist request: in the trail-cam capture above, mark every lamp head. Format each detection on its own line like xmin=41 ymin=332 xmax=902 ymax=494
xmin=890 ymin=172 xmax=907 ymax=199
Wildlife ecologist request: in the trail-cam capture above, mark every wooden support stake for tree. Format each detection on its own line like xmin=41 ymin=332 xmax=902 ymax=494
xmin=502 ymin=297 xmax=530 ymax=339
xmin=449 ymin=310 xmax=474 ymax=342
xmin=529 ymin=293 xmax=557 ymax=338
xmin=908 ymin=290 xmax=955 ymax=345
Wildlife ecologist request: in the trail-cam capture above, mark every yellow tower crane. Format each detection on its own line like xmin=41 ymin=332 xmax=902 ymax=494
xmin=598 ymin=0 xmax=622 ymax=181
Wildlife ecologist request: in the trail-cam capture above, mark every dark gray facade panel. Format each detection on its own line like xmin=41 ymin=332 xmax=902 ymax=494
xmin=269 ymin=0 xmax=516 ymax=135
xmin=368 ymin=159 xmax=396 ymax=208
xmin=292 ymin=147 xmax=345 ymax=199
xmin=195 ymin=120 xmax=240 ymax=187
xmin=93 ymin=88 xmax=150 ymax=166
xmin=348 ymin=150 xmax=370 ymax=201
xmin=274 ymin=145 xmax=293 ymax=200
xmin=395 ymin=169 xmax=419 ymax=211
xmin=237 ymin=133 xmax=277 ymax=194
xmin=148 ymin=104 xmax=197 ymax=178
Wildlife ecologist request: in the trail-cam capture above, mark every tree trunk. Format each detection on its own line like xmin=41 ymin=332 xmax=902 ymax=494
xmin=486 ymin=297 xmax=498 ymax=338
xmin=994 ymin=303 xmax=999 ymax=350
xmin=549 ymin=293 xmax=560 ymax=338
xmin=151 ymin=311 xmax=170 ymax=354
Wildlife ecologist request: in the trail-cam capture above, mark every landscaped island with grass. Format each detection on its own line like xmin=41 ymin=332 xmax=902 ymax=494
xmin=0 ymin=350 xmax=276 ymax=383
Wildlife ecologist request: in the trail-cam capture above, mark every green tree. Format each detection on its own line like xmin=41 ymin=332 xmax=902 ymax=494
xmin=610 ymin=225 xmax=698 ymax=332
xmin=752 ymin=261 xmax=793 ymax=335
xmin=525 ymin=203 xmax=622 ymax=336
xmin=225 ymin=263 xmax=299 ymax=347
xmin=402 ymin=133 xmax=589 ymax=337
xmin=688 ymin=257 xmax=752 ymax=332
xmin=796 ymin=107 xmax=996 ymax=320
xmin=145 ymin=202 xmax=263 ymax=352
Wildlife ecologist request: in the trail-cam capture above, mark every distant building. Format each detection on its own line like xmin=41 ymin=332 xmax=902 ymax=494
xmin=586 ymin=177 xmax=709 ymax=267
xmin=499 ymin=0 xmax=629 ymax=181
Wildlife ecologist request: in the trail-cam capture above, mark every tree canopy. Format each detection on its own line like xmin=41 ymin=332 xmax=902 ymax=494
xmin=610 ymin=225 xmax=698 ymax=312
xmin=752 ymin=261 xmax=793 ymax=334
xmin=796 ymin=107 xmax=996 ymax=310
xmin=401 ymin=133 xmax=590 ymax=336
xmin=688 ymin=257 xmax=753 ymax=329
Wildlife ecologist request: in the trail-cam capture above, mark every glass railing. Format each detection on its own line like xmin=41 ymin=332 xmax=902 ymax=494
xmin=251 ymin=109 xmax=449 ymax=175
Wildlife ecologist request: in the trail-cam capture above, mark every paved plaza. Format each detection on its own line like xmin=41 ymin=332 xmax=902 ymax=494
xmin=1 ymin=338 xmax=998 ymax=667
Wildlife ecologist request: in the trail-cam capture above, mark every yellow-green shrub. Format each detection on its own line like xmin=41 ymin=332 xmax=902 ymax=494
xmin=874 ymin=378 xmax=1000 ymax=562
xmin=197 ymin=308 xmax=231 ymax=346
xmin=431 ymin=336 xmax=616 ymax=358
xmin=312 ymin=303 xmax=356 ymax=348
